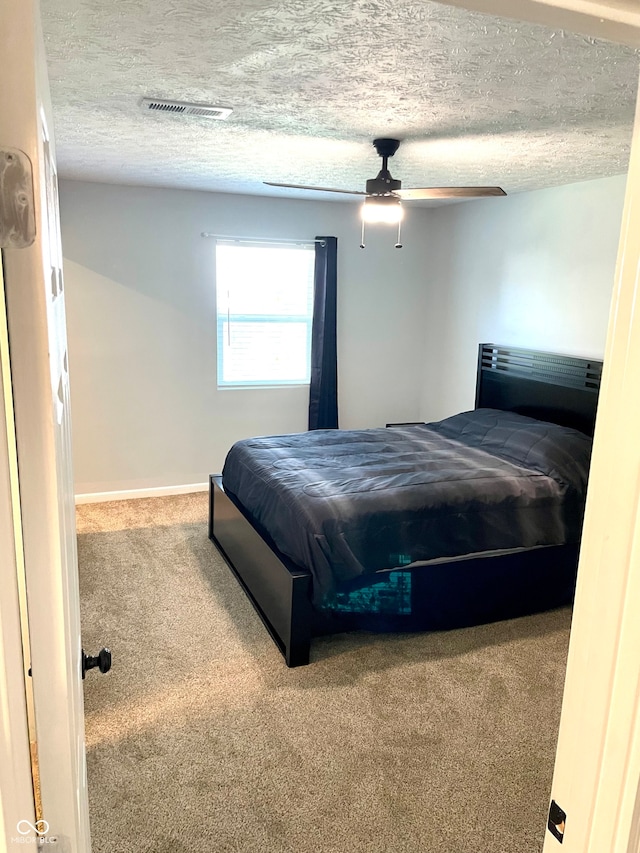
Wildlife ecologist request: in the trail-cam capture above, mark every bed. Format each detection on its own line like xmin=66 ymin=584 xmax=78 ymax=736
xmin=209 ymin=343 xmax=603 ymax=666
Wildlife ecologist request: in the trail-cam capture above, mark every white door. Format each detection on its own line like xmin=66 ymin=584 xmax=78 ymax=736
xmin=0 ymin=0 xmax=91 ymax=849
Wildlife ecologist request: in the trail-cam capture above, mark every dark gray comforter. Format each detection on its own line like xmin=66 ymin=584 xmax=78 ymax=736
xmin=221 ymin=408 xmax=592 ymax=603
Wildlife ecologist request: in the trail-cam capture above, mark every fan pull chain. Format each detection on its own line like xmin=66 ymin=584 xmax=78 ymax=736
xmin=360 ymin=218 xmax=366 ymax=249
xmin=395 ymin=219 xmax=403 ymax=249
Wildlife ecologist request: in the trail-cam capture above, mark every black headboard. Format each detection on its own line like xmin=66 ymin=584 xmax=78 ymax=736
xmin=475 ymin=343 xmax=603 ymax=436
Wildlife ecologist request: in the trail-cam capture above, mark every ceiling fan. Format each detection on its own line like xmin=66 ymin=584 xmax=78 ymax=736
xmin=265 ymin=137 xmax=506 ymax=202
xmin=264 ymin=138 xmax=506 ymax=248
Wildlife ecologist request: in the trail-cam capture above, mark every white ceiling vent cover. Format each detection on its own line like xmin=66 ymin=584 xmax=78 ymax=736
xmin=140 ymin=98 xmax=233 ymax=120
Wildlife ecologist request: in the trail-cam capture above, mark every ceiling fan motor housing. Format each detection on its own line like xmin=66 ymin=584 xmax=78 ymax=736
xmin=366 ymin=175 xmax=401 ymax=194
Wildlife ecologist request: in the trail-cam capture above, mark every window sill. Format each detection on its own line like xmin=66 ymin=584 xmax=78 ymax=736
xmin=217 ymin=383 xmax=311 ymax=391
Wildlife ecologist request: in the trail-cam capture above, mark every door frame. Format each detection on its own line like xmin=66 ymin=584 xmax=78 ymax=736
xmin=0 ymin=251 xmax=38 ymax=844
xmin=440 ymin=0 xmax=640 ymax=46
xmin=538 ymin=79 xmax=640 ymax=853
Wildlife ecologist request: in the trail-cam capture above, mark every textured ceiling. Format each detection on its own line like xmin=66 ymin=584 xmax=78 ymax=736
xmin=40 ymin=0 xmax=640 ymax=201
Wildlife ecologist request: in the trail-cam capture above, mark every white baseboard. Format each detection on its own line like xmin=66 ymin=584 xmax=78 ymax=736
xmin=75 ymin=482 xmax=209 ymax=504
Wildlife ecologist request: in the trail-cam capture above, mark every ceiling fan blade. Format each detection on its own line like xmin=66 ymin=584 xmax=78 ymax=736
xmin=264 ymin=181 xmax=367 ymax=196
xmin=396 ymin=187 xmax=507 ymax=200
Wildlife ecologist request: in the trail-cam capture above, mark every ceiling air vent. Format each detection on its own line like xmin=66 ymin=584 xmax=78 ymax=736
xmin=140 ymin=98 xmax=233 ymax=120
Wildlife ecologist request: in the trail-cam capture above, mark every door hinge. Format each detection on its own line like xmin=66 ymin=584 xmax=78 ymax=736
xmin=548 ymin=799 xmax=566 ymax=843
xmin=0 ymin=148 xmax=36 ymax=248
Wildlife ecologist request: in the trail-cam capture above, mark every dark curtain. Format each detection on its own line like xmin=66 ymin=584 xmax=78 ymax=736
xmin=308 ymin=236 xmax=338 ymax=430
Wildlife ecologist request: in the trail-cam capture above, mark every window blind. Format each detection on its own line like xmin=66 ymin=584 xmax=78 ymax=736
xmin=215 ymin=240 xmax=315 ymax=388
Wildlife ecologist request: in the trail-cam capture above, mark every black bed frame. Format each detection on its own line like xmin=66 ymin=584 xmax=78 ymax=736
xmin=209 ymin=343 xmax=603 ymax=666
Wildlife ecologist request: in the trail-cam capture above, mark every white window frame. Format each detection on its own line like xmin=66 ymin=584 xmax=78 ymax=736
xmin=214 ymin=238 xmax=315 ymax=390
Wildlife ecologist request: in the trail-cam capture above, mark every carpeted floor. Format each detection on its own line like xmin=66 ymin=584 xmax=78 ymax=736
xmin=76 ymin=492 xmax=571 ymax=853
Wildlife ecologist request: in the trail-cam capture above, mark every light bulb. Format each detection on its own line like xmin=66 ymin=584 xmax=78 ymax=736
xmin=361 ymin=197 xmax=404 ymax=224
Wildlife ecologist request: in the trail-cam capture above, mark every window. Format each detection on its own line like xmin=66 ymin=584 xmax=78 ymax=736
xmin=215 ymin=240 xmax=315 ymax=388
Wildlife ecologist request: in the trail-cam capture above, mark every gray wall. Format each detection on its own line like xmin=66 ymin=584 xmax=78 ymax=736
xmin=59 ymin=180 xmax=432 ymax=494
xmin=419 ymin=175 xmax=627 ymax=422
xmin=60 ymin=174 xmax=627 ymax=496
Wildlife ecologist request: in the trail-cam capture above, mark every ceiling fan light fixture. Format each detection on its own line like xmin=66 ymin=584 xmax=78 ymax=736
xmin=361 ymin=196 xmax=403 ymax=224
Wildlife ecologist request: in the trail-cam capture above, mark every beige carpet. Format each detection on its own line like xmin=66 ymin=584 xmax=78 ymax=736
xmin=77 ymin=493 xmax=570 ymax=853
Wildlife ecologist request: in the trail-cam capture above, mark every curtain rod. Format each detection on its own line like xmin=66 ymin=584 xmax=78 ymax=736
xmin=201 ymin=233 xmax=326 ymax=245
